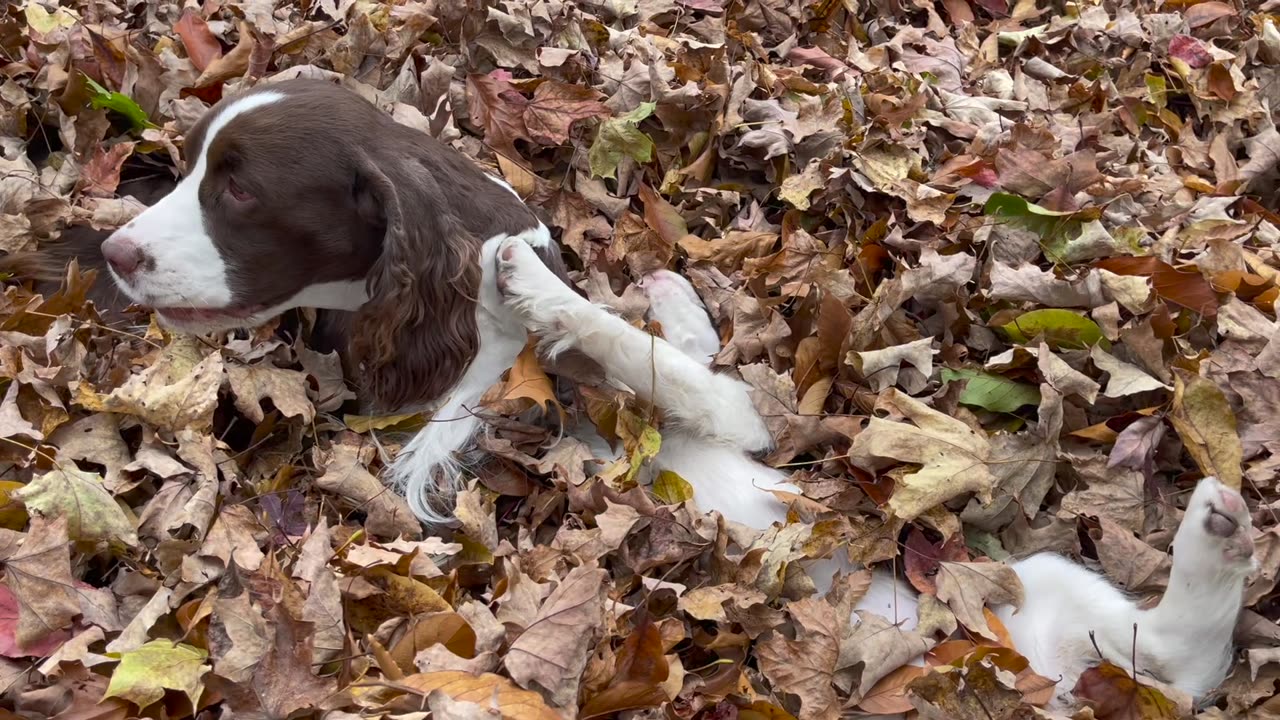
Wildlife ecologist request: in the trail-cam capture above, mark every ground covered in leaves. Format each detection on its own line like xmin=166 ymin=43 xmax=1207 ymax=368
xmin=1 ymin=0 xmax=1280 ymax=718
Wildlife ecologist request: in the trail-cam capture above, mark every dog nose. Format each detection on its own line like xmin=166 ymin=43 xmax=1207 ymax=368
xmin=102 ymin=235 xmax=148 ymax=277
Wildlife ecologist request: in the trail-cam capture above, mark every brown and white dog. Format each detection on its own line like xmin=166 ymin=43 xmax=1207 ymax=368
xmin=93 ymin=79 xmax=570 ymax=521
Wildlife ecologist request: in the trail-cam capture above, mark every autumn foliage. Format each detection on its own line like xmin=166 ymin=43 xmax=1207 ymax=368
xmin=1 ymin=0 xmax=1279 ymax=719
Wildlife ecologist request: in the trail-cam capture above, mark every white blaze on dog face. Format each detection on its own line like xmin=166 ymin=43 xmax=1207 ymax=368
xmin=105 ymin=91 xmax=286 ymax=310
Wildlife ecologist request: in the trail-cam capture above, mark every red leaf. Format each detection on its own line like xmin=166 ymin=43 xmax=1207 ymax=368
xmin=1168 ymin=35 xmax=1211 ymax=68
xmin=904 ymin=528 xmax=969 ymax=595
xmin=174 ymin=9 xmax=223 ymax=73
xmin=0 ymin=585 xmax=69 ymax=658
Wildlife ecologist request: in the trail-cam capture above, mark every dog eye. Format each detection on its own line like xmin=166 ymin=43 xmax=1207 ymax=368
xmin=227 ymin=177 xmax=252 ymax=202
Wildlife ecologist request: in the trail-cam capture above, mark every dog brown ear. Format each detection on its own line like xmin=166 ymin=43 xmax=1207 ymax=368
xmin=348 ymin=155 xmax=482 ymax=411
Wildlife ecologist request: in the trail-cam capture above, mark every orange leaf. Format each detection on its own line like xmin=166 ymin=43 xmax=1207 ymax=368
xmin=174 ymin=9 xmax=222 ymax=72
xmin=983 ymin=607 xmax=1015 ymax=649
xmin=1095 ymin=257 xmax=1219 ymax=318
xmin=581 ymin=617 xmax=669 ymax=718
xmin=498 ymin=343 xmax=561 ymax=416
xmin=926 ymin=639 xmax=978 ymax=666
xmin=858 ymin=664 xmax=926 ymax=714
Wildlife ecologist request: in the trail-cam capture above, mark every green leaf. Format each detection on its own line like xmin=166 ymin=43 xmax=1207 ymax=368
xmin=624 ymin=422 xmax=663 ymax=485
xmin=588 ymin=101 xmax=656 ymax=180
xmin=105 ymin=640 xmax=210 ymax=710
xmin=83 ymin=75 xmax=157 ymax=131
xmin=15 ymin=467 xmax=138 ymax=547
xmin=941 ymin=368 xmax=1041 ymax=414
xmin=653 ymin=470 xmax=694 ymax=504
xmin=1000 ymin=308 xmax=1109 ymax=350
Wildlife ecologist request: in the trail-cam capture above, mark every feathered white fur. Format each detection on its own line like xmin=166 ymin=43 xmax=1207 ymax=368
xmin=493 ymin=237 xmax=1255 ymax=712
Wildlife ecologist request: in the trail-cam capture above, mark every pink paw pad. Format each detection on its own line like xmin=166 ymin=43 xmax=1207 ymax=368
xmin=1219 ymin=488 xmax=1246 ymax=515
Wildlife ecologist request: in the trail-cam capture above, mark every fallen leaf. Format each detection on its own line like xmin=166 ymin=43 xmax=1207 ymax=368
xmin=589 ymin=102 xmax=656 ymax=180
xmin=524 ymin=81 xmax=610 ymax=145
xmin=757 ymin=597 xmax=840 ymax=720
xmin=174 ymin=9 xmax=223 ymax=71
xmin=104 ymin=640 xmax=210 ymax=710
xmin=0 ymin=516 xmax=79 ymax=650
xmin=1168 ymin=370 xmax=1243 ymax=490
xmin=504 ymin=564 xmax=608 ymax=707
xmin=14 ymin=466 xmax=138 ymax=546
xmin=226 ymin=363 xmax=316 ymax=424
xmin=934 ymin=561 xmax=1024 ymax=642
xmin=849 ymin=390 xmax=994 ymax=521
xmin=1073 ymin=661 xmax=1180 ymax=719
xmin=397 ymin=671 xmax=561 ymax=720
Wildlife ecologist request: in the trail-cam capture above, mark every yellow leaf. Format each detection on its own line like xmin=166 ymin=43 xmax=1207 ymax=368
xmin=501 ymin=344 xmax=561 ymax=412
xmin=652 ymin=470 xmax=694 ymax=504
xmin=104 ymin=640 xmax=210 ymax=710
xmin=25 ymin=4 xmax=79 ymax=34
xmin=1168 ymin=369 xmax=1242 ymax=490
xmin=798 ymin=375 xmax=833 ymax=415
xmin=398 ymin=671 xmax=560 ymax=720
xmin=849 ymin=389 xmax=994 ymax=520
xmin=0 ymin=481 xmax=28 ymax=530
xmin=343 ymin=412 xmax=425 ymax=433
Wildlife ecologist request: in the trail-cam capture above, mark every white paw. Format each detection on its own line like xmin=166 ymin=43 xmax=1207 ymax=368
xmin=1177 ymin=476 xmax=1256 ymax=573
xmin=495 ymin=236 xmax=581 ymax=337
xmin=638 ymin=270 xmax=720 ymax=365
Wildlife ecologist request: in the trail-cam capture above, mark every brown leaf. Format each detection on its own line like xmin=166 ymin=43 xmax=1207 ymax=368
xmin=395 ymin=671 xmax=561 ymax=720
xmin=756 ymin=597 xmax=840 ymax=720
xmin=609 ymin=211 xmax=672 ymax=276
xmin=313 ymin=434 xmax=421 ymax=539
xmin=1095 ymin=257 xmax=1219 ymax=319
xmin=79 ymin=142 xmax=136 ymax=198
xmin=504 ymin=564 xmax=608 ymax=707
xmin=581 ymin=617 xmax=669 ymax=718
xmin=0 ymin=516 xmax=78 ymax=650
xmin=390 ymin=613 xmax=478 ymax=674
xmin=1073 ymin=661 xmax=1181 ymax=719
xmin=214 ymin=602 xmax=336 ymax=718
xmin=226 ymin=363 xmax=316 ymax=424
xmin=467 ymin=71 xmax=530 ymax=156
xmin=174 ymin=9 xmax=223 ymax=72
xmin=933 ymin=561 xmax=1024 ymax=642
xmin=904 ymin=528 xmax=970 ymax=595
xmin=1184 ymin=1 xmax=1236 ymax=28
xmin=524 ymin=81 xmax=610 ymax=145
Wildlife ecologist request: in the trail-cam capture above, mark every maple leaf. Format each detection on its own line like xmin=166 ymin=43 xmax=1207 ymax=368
xmin=504 ymin=564 xmax=608 ymax=707
xmin=467 ymin=71 xmax=530 ymax=156
xmin=588 ymin=102 xmax=656 ymax=180
xmin=104 ymin=640 xmax=210 ymax=710
xmin=0 ymin=516 xmax=79 ymax=651
xmin=523 ymin=81 xmax=610 ymax=145
xmin=15 ymin=466 xmax=139 ymax=547
xmin=849 ymin=390 xmax=994 ymax=521
xmin=756 ymin=597 xmax=840 ymax=720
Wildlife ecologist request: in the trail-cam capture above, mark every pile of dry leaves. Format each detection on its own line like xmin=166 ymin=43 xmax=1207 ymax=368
xmin=1 ymin=0 xmax=1280 ymax=718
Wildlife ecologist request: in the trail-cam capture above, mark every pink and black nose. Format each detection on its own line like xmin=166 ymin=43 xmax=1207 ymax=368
xmin=101 ymin=235 xmax=152 ymax=278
